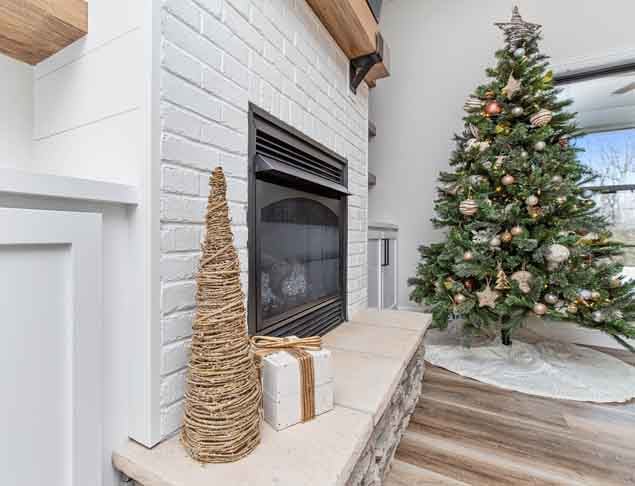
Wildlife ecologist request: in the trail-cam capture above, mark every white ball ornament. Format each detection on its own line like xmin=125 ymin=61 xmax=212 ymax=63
xmin=582 ymin=189 xmax=594 ymax=199
xmin=552 ymin=175 xmax=564 ymax=185
xmin=591 ymin=310 xmax=604 ymax=323
xmin=520 ymin=150 xmax=529 ymax=159
xmin=526 ymin=195 xmax=539 ymax=206
xmin=511 ymin=106 xmax=524 ymax=117
xmin=514 ymin=47 xmax=526 ymax=58
xmin=501 ymin=174 xmax=515 ymax=186
xmin=545 ymin=244 xmax=570 ymax=266
xmin=579 ymin=289 xmax=592 ymax=301
xmin=544 ymin=293 xmax=558 ymax=305
xmin=534 ymin=141 xmax=546 ymax=151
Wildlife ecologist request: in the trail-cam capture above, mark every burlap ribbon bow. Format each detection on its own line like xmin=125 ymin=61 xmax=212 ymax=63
xmin=251 ymin=335 xmax=322 ymax=423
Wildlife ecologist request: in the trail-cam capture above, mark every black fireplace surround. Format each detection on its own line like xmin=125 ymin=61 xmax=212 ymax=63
xmin=248 ymin=104 xmax=348 ymax=337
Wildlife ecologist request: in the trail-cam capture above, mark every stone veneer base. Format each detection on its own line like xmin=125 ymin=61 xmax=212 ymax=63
xmin=114 ymin=310 xmax=431 ymax=486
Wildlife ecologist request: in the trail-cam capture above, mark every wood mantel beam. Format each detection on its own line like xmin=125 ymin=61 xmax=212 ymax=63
xmin=0 ymin=0 xmax=88 ymax=65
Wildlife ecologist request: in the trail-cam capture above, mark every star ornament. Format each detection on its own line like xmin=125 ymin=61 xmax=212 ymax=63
xmin=495 ymin=6 xmax=541 ymax=46
xmin=502 ymin=74 xmax=521 ymax=99
xmin=476 ymin=284 xmax=500 ymax=309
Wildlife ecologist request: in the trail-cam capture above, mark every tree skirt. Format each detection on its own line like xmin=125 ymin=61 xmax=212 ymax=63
xmin=425 ymin=326 xmax=635 ymax=403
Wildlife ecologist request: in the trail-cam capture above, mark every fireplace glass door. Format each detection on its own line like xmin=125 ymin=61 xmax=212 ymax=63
xmin=256 ymin=180 xmax=342 ymax=330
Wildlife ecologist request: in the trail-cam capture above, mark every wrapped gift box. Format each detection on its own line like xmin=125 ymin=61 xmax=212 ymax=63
xmin=261 ymin=348 xmax=334 ymax=431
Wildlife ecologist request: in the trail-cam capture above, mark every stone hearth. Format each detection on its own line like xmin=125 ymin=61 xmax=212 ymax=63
xmin=114 ymin=310 xmax=430 ymax=486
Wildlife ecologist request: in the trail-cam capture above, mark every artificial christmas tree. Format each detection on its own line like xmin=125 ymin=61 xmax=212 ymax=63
xmin=409 ymin=7 xmax=635 ymax=350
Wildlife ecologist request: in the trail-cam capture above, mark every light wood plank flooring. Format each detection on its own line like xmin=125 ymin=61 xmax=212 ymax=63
xmin=386 ymin=346 xmax=635 ymax=486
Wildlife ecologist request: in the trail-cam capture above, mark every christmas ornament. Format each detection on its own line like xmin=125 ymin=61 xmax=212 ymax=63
xmin=591 ymin=290 xmax=601 ymax=301
xmin=544 ymin=293 xmax=558 ymax=305
xmin=511 ymin=106 xmax=524 ymax=117
xmin=528 ymin=206 xmax=542 ymax=218
xmin=610 ymin=276 xmax=622 ymax=288
xmin=534 ymin=141 xmax=546 ymax=151
xmin=464 ymin=278 xmax=477 ymax=291
xmin=526 ymin=195 xmax=539 ymax=206
xmin=502 ymin=74 xmax=522 ymax=99
xmin=443 ymin=277 xmax=455 ymax=290
xmin=482 ymin=160 xmax=493 ymax=170
xmin=495 ymin=265 xmax=511 ymax=290
xmin=454 ymin=293 xmax=467 ymax=305
xmin=459 ymin=199 xmax=478 ymax=216
xmin=582 ymin=189 xmax=594 ymax=199
xmin=559 ymin=137 xmax=569 ymax=148
xmin=511 ymin=270 xmax=533 ymax=294
xmin=484 ymin=100 xmax=503 ymax=116
xmin=591 ymin=310 xmax=604 ymax=323
xmin=556 ymin=195 xmax=567 ymax=205
xmin=551 ymin=175 xmax=564 ymax=184
xmin=520 ymin=150 xmax=529 ymax=159
xmin=463 ymin=251 xmax=474 ymax=262
xmin=510 ymin=225 xmax=524 ymax=236
xmin=495 ymin=123 xmax=511 ymax=135
xmin=545 ymin=244 xmax=570 ymax=267
xmin=613 ymin=310 xmax=624 ymax=320
xmin=464 ymin=96 xmax=484 ymax=112
xmin=469 ymin=124 xmax=480 ymax=139
xmin=579 ymin=289 xmax=592 ymax=301
xmin=490 ymin=236 xmax=502 ymax=248
xmin=472 ymin=229 xmax=493 ymax=244
xmin=467 ymin=139 xmax=490 ymax=152
xmin=530 ymin=109 xmax=553 ymax=127
xmin=501 ymin=174 xmax=515 ymax=186
xmin=495 ymin=7 xmax=542 ymax=47
xmin=500 ymin=231 xmax=513 ymax=243
xmin=441 ymin=183 xmax=460 ymax=195
xmin=533 ymin=302 xmax=547 ymax=316
xmin=494 ymin=155 xmax=507 ymax=168
xmin=476 ymin=284 xmax=500 ymax=309
xmin=513 ymin=47 xmax=526 ymax=58
xmin=567 ymin=303 xmax=578 ymax=314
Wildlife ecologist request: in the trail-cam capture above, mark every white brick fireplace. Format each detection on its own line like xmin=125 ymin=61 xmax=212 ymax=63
xmin=157 ymin=0 xmax=369 ymax=439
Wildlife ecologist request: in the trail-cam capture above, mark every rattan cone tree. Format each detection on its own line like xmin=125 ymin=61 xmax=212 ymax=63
xmin=182 ymin=167 xmax=262 ymax=463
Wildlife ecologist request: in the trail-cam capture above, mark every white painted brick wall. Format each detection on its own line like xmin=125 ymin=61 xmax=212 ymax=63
xmin=159 ymin=0 xmax=369 ymax=438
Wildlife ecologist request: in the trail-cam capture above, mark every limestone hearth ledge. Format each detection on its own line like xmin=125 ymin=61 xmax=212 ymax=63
xmin=113 ymin=310 xmax=431 ymax=486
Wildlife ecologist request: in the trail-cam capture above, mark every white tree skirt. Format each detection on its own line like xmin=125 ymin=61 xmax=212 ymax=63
xmin=425 ymin=326 xmax=635 ymax=403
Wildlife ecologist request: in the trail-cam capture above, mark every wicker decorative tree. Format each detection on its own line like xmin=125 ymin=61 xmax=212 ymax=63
xmin=182 ymin=167 xmax=261 ymax=463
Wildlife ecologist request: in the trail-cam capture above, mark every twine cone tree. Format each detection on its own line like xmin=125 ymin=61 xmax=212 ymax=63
xmin=182 ymin=167 xmax=261 ymax=463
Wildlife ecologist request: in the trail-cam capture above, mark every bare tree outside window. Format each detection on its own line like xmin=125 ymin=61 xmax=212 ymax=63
xmin=576 ymin=128 xmax=635 ymax=264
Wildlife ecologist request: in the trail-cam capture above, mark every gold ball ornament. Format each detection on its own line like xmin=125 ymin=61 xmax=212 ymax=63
xmin=567 ymin=303 xmax=578 ymax=314
xmin=530 ymin=109 xmax=553 ymax=127
xmin=454 ymin=293 xmax=467 ymax=304
xmin=510 ymin=225 xmax=524 ymax=236
xmin=500 ymin=231 xmax=513 ymax=243
xmin=511 ymin=106 xmax=524 ymax=117
xmin=591 ymin=290 xmax=601 ymax=301
xmin=484 ymin=100 xmax=502 ymax=116
xmin=463 ymin=251 xmax=474 ymax=262
xmin=459 ymin=199 xmax=478 ymax=216
xmin=501 ymin=174 xmax=515 ymax=186
xmin=533 ymin=303 xmax=548 ymax=316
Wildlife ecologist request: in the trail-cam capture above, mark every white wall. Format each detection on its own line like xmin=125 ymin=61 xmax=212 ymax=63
xmin=369 ymin=0 xmax=635 ymax=310
xmin=156 ymin=0 xmax=369 ymax=439
xmin=0 ymin=55 xmax=33 ymax=168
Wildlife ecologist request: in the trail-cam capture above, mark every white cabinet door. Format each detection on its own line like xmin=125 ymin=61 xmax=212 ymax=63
xmin=0 ymin=208 xmax=102 ymax=486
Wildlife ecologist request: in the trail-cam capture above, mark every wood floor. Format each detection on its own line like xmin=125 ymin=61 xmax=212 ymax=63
xmin=385 ymin=346 xmax=635 ymax=486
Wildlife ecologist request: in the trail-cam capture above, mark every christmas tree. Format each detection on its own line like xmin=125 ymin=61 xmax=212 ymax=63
xmin=409 ymin=7 xmax=635 ymax=350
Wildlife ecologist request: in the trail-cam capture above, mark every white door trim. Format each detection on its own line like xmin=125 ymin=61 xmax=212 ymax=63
xmin=0 ymin=208 xmax=103 ymax=486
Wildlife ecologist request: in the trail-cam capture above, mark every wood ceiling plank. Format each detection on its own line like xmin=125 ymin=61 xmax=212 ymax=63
xmin=0 ymin=0 xmax=88 ymax=65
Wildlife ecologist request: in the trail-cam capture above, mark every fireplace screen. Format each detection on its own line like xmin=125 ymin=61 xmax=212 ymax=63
xmin=258 ymin=181 xmax=341 ymax=323
xmin=248 ymin=104 xmax=348 ymax=337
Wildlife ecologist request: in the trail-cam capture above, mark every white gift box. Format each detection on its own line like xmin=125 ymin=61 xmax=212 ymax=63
xmin=261 ymin=348 xmax=334 ymax=431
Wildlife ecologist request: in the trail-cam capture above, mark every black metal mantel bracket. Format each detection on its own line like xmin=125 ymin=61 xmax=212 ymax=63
xmin=350 ymin=32 xmax=385 ymax=94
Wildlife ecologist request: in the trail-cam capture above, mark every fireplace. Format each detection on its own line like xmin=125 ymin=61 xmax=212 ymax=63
xmin=248 ymin=105 xmax=348 ymax=337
